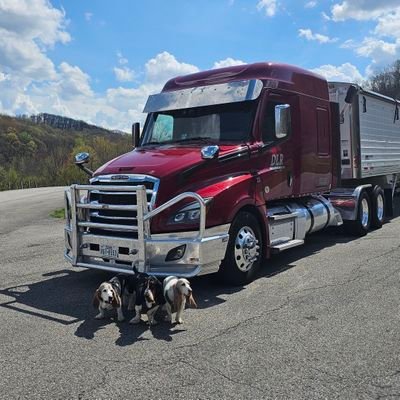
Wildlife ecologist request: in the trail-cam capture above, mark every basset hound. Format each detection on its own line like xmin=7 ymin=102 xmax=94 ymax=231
xmin=163 ymin=276 xmax=197 ymax=324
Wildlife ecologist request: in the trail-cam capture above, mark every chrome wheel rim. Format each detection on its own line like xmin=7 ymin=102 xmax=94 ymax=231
xmin=376 ymin=194 xmax=384 ymax=221
xmin=361 ymin=198 xmax=369 ymax=228
xmin=234 ymin=226 xmax=260 ymax=272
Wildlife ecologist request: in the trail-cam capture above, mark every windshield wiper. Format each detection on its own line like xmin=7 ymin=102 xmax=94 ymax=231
xmin=141 ymin=141 xmax=161 ymax=146
xmin=142 ymin=137 xmax=215 ymax=146
xmin=173 ymin=136 xmax=214 ymax=143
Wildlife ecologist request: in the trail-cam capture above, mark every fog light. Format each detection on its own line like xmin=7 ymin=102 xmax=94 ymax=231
xmin=174 ymin=213 xmax=186 ymax=223
xmin=165 ymin=245 xmax=186 ymax=261
xmin=188 ymin=209 xmax=200 ymax=220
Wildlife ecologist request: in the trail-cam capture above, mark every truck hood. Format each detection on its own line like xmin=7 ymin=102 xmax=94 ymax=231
xmin=93 ymin=144 xmax=244 ymax=179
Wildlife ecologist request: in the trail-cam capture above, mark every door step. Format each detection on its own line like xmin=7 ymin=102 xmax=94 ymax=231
xmin=268 ymin=212 xmax=298 ymax=221
xmin=269 ymin=239 xmax=304 ymax=254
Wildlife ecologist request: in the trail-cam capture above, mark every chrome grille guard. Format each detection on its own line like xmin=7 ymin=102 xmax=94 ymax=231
xmin=64 ymin=184 xmax=230 ymax=277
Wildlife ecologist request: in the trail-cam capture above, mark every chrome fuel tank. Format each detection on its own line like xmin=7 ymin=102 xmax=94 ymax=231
xmin=267 ymin=195 xmax=343 ymax=246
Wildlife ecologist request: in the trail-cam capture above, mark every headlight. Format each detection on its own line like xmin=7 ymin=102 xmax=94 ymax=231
xmin=169 ymin=198 xmax=212 ymax=225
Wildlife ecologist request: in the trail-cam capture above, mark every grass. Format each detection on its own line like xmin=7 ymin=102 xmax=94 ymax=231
xmin=50 ymin=208 xmax=65 ymax=219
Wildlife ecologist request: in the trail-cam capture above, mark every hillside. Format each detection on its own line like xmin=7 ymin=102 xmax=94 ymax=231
xmin=28 ymin=113 xmax=114 ymax=133
xmin=0 ymin=114 xmax=132 ymax=191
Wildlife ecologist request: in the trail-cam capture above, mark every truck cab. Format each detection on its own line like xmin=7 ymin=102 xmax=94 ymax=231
xmin=64 ymin=62 xmax=398 ymax=284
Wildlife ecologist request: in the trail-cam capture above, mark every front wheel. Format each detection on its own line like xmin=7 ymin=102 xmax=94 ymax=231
xmin=218 ymin=212 xmax=262 ymax=285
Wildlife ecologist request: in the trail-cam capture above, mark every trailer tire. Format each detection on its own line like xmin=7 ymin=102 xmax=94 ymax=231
xmin=371 ymin=186 xmax=385 ymax=229
xmin=344 ymin=191 xmax=371 ymax=236
xmin=218 ymin=212 xmax=262 ymax=285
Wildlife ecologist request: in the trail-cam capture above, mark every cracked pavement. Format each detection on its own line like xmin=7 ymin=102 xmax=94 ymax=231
xmin=0 ymin=187 xmax=399 ymax=399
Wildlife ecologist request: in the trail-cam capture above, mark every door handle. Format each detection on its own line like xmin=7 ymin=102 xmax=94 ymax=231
xmin=287 ymin=171 xmax=293 ymax=187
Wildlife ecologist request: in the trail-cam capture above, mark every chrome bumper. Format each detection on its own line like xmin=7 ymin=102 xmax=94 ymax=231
xmin=64 ymin=184 xmax=230 ymax=277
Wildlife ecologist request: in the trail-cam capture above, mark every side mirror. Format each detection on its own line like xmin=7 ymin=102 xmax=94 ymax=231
xmin=345 ymin=85 xmax=357 ymax=104
xmin=74 ymin=152 xmax=93 ymax=177
xmin=132 ymin=122 xmax=140 ymax=147
xmin=74 ymin=152 xmax=90 ymax=165
xmin=275 ymin=104 xmax=291 ymax=139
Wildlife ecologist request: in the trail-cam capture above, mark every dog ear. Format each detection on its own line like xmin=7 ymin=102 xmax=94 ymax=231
xmin=111 ymin=290 xmax=122 ymax=308
xmin=93 ymin=290 xmax=100 ymax=308
xmin=188 ymin=293 xmax=197 ymax=308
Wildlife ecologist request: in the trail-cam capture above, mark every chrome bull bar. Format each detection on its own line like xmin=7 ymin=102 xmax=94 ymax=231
xmin=64 ymin=184 xmax=230 ymax=277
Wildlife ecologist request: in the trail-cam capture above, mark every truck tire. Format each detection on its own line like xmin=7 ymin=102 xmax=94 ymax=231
xmin=344 ymin=191 xmax=371 ymax=236
xmin=218 ymin=211 xmax=262 ymax=285
xmin=371 ymin=186 xmax=385 ymax=229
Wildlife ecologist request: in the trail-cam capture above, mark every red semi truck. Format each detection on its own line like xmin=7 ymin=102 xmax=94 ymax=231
xmin=64 ymin=62 xmax=400 ymax=284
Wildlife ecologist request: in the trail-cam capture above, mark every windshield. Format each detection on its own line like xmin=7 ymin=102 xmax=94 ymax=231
xmin=141 ymin=100 xmax=257 ymax=146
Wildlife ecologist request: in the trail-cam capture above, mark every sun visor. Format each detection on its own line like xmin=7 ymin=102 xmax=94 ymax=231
xmin=143 ymin=79 xmax=263 ymax=113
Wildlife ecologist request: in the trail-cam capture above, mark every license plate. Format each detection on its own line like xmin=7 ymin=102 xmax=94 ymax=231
xmin=100 ymin=245 xmax=119 ymax=259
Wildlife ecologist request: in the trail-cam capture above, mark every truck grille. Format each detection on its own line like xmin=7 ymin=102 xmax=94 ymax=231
xmin=88 ymin=174 xmax=159 ymax=238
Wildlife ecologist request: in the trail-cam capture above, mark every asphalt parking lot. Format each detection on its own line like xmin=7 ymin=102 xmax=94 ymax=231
xmin=0 ymin=187 xmax=399 ymax=399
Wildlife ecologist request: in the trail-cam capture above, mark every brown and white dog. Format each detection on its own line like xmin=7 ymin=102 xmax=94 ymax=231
xmin=93 ymin=275 xmax=135 ymax=322
xmin=163 ymin=276 xmax=197 ymax=324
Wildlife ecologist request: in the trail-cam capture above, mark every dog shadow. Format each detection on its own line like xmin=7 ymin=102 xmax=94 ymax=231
xmin=0 ymin=267 xmax=194 ymax=344
xmin=115 ymin=319 xmax=187 ymax=347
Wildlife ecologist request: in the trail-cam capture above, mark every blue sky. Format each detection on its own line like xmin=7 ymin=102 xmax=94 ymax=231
xmin=1 ymin=0 xmax=400 ymax=131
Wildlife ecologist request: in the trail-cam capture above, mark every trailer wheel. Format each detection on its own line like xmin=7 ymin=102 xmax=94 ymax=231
xmin=218 ymin=212 xmax=262 ymax=285
xmin=371 ymin=186 xmax=385 ymax=229
xmin=344 ymin=191 xmax=371 ymax=236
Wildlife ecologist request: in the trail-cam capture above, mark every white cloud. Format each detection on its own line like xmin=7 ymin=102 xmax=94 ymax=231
xmin=56 ymin=62 xmax=93 ymax=99
xmin=305 ymin=1 xmax=317 ymax=9
xmin=321 ymin=11 xmax=331 ymax=21
xmin=356 ymin=38 xmax=399 ymax=63
xmin=0 ymin=51 xmax=203 ymax=131
xmin=0 ymin=0 xmax=69 ymax=81
xmin=331 ymin=1 xmax=400 ymax=21
xmin=0 ymin=28 xmax=57 ymax=80
xmin=298 ymin=28 xmax=337 ymax=44
xmin=342 ymin=37 xmax=400 ymax=69
xmin=257 ymin=0 xmax=277 ymax=17
xmin=113 ymin=66 xmax=135 ymax=82
xmin=213 ymin=57 xmax=245 ymax=69
xmin=117 ymin=52 xmax=129 ymax=65
xmin=331 ymin=4 xmax=400 ymax=71
xmin=374 ymin=10 xmax=400 ymax=39
xmin=84 ymin=12 xmax=93 ymax=21
xmin=145 ymin=51 xmax=199 ymax=84
xmin=312 ymin=63 xmax=364 ymax=83
xmin=0 ymin=0 xmax=70 ymax=46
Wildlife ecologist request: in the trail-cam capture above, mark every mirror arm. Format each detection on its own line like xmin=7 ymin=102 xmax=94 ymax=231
xmin=76 ymin=164 xmax=93 ymax=177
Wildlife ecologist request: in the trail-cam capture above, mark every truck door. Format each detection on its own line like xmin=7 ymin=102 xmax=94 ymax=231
xmin=257 ymin=91 xmax=298 ymax=201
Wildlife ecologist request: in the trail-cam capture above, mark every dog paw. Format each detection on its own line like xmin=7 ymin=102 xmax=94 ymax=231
xmin=95 ymin=314 xmax=104 ymax=319
xmin=175 ymin=318 xmax=184 ymax=324
xmin=129 ymin=317 xmax=141 ymax=324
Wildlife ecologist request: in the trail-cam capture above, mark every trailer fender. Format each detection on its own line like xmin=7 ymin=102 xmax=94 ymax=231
xmin=328 ymin=184 xmax=372 ymax=221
